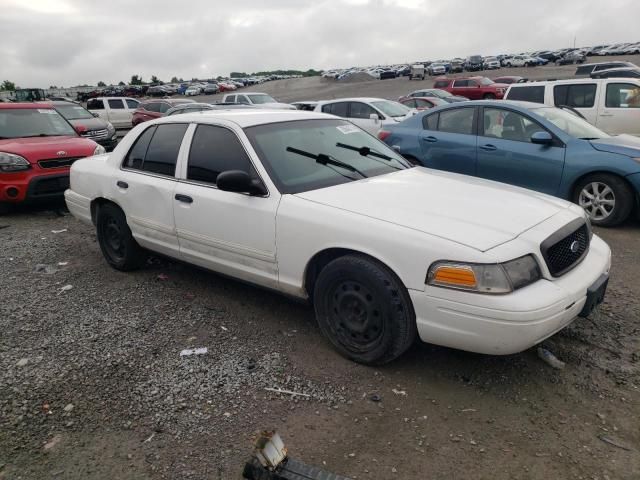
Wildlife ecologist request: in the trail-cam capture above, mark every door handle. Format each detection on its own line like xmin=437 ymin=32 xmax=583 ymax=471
xmin=116 ymin=180 xmax=128 ymax=189
xmin=422 ymin=136 xmax=438 ymax=143
xmin=599 ymin=113 xmax=614 ymax=117
xmin=479 ymin=144 xmax=497 ymax=151
xmin=175 ymin=194 xmax=193 ymax=204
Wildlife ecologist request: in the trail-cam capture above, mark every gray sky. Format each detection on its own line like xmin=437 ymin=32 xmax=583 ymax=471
xmin=1 ymin=0 xmax=638 ymax=87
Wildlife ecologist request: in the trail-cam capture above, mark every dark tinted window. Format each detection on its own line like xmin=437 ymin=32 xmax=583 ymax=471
xmin=158 ymin=103 xmax=171 ymax=113
xmin=593 ymin=63 xmax=626 ymax=72
xmin=322 ymin=102 xmax=348 ymax=117
xmin=422 ymin=113 xmax=438 ymax=130
xmin=143 ymin=102 xmax=161 ymax=112
xmin=126 ymin=99 xmax=139 ymax=109
xmin=187 ymin=125 xmax=253 ymax=185
xmin=123 ymin=124 xmax=187 ymax=176
xmin=433 ymin=80 xmax=450 ymax=88
xmin=506 ymin=85 xmax=545 ymax=103
xmin=349 ymin=102 xmax=376 ymax=119
xmin=123 ymin=126 xmax=156 ymax=170
xmin=87 ymin=99 xmax=104 ymax=110
xmin=437 ymin=108 xmax=474 ymax=135
xmin=453 ymin=80 xmax=468 ymax=87
xmin=553 ymin=84 xmax=596 ymax=108
xmin=108 ymin=99 xmax=125 ymax=109
xmin=575 ymin=65 xmax=593 ymax=75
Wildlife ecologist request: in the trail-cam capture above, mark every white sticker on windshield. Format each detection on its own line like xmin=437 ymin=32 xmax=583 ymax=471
xmin=337 ymin=124 xmax=359 ymax=134
xmin=38 ymin=109 xmax=56 ymax=114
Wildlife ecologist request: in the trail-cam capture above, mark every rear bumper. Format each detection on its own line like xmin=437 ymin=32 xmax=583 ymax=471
xmin=410 ymin=235 xmax=611 ymax=355
xmin=1 ymin=170 xmax=70 ymax=205
xmin=64 ymin=189 xmax=93 ymax=224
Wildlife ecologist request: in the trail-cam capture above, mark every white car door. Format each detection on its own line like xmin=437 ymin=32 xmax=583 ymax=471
xmin=595 ymin=81 xmax=640 ymax=135
xmin=173 ymin=123 xmax=279 ymax=288
xmin=105 ymin=98 xmax=129 ymax=128
xmin=114 ymin=123 xmax=188 ymax=257
xmin=123 ymin=98 xmax=140 ymax=128
xmin=346 ymin=101 xmax=380 ymax=135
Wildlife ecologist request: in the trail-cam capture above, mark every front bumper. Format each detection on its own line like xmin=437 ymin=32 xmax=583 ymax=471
xmin=409 ymin=235 xmax=611 ymax=355
xmin=1 ymin=170 xmax=70 ymax=205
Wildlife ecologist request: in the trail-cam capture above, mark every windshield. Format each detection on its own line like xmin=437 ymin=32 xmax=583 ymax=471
xmin=0 ymin=108 xmax=76 ymax=139
xmin=371 ymin=100 xmax=411 ymax=117
xmin=248 ymin=94 xmax=277 ymax=104
xmin=479 ymin=77 xmax=495 ymax=86
xmin=55 ymin=104 xmax=94 ymax=120
xmin=244 ymin=119 xmax=409 ymax=194
xmin=535 ymin=107 xmax=609 ymax=139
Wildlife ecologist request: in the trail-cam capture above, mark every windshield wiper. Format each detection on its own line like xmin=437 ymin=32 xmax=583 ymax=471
xmin=335 ymin=142 xmax=404 ymax=170
xmin=286 ymin=146 xmax=368 ymax=178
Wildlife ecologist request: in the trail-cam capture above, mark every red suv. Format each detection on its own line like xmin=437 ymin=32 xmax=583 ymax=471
xmin=433 ymin=76 xmax=508 ymax=100
xmin=132 ymin=99 xmax=195 ymax=126
xmin=0 ymin=103 xmax=102 ymax=214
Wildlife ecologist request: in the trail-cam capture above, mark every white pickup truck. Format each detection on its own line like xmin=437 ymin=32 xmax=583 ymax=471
xmin=86 ymin=97 xmax=140 ymax=129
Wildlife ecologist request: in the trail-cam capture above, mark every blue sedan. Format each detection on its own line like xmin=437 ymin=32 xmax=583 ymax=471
xmin=379 ymin=100 xmax=640 ymax=226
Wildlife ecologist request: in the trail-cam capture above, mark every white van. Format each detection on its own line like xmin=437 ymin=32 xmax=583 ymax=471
xmin=505 ymin=78 xmax=640 ymax=136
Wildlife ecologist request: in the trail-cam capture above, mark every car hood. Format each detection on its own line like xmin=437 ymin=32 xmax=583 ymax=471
xmin=589 ymin=135 xmax=640 ymax=157
xmin=67 ymin=117 xmax=109 ymax=131
xmin=0 ymin=136 xmax=98 ymax=162
xmin=294 ymin=168 xmax=571 ymax=251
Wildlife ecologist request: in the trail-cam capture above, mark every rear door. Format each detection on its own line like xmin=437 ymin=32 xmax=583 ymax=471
xmin=595 ymin=81 xmax=640 ymax=135
xmin=418 ymin=106 xmax=477 ymax=175
xmin=476 ymin=107 xmax=565 ymax=195
xmin=552 ymin=83 xmax=598 ymax=125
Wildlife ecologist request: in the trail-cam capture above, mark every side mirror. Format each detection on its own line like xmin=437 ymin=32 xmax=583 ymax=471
xmin=92 ymin=112 xmax=99 ymax=118
xmin=216 ymin=170 xmax=267 ymax=196
xmin=369 ymin=113 xmax=380 ymax=123
xmin=531 ymin=131 xmax=553 ymax=145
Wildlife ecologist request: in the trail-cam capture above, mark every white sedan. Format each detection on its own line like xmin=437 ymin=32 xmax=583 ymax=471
xmin=314 ymin=98 xmax=414 ymax=135
xmin=65 ymin=110 xmax=611 ymax=364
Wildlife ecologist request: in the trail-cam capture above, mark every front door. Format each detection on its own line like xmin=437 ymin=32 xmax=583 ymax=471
xmin=596 ymin=82 xmax=640 ymax=135
xmin=476 ymin=107 xmax=565 ymax=195
xmin=173 ymin=124 xmax=279 ymax=288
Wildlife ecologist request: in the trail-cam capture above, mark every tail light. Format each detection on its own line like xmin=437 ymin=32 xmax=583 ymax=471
xmin=378 ymin=130 xmax=391 ymax=142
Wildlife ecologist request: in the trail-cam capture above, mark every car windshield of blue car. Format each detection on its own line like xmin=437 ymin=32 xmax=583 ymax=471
xmin=535 ymin=107 xmax=609 ymax=139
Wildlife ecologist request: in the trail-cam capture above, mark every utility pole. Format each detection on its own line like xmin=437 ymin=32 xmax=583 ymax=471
xmin=573 ymin=36 xmax=576 ymax=48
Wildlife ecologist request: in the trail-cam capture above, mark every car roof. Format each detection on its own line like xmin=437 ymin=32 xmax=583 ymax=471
xmin=510 ymin=77 xmax=639 ymax=86
xmin=0 ymin=103 xmax=53 ymax=109
xmin=317 ymin=97 xmax=392 ymax=104
xmin=425 ymin=100 xmax=546 ymax=111
xmin=154 ymin=109 xmax=331 ymax=127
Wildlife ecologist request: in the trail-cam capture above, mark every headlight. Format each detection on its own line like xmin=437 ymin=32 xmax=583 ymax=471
xmin=93 ymin=145 xmax=106 ymax=156
xmin=427 ymin=254 xmax=541 ymax=294
xmin=106 ymin=122 xmax=115 ymax=134
xmin=0 ymin=152 xmax=30 ymax=172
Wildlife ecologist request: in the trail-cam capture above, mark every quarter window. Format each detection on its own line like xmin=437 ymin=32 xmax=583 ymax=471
xmin=108 ymin=99 xmax=125 ymax=109
xmin=349 ymin=102 xmax=377 ymax=119
xmin=123 ymin=124 xmax=187 ymax=176
xmin=605 ymin=83 xmax=640 ymax=108
xmin=187 ymin=125 xmax=253 ymax=185
xmin=437 ymin=108 xmax=474 ymax=135
xmin=553 ymin=84 xmax=597 ymax=108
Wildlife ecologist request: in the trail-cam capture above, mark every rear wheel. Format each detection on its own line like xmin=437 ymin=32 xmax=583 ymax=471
xmin=313 ymin=255 xmax=417 ymax=365
xmin=573 ymin=174 xmax=634 ymax=227
xmin=96 ymin=203 xmax=146 ymax=270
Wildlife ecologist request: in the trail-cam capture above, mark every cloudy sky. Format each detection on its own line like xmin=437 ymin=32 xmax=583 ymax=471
xmin=1 ymin=0 xmax=638 ymax=87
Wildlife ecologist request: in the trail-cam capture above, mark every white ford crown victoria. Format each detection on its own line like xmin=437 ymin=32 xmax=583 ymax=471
xmin=65 ymin=110 xmax=611 ymax=364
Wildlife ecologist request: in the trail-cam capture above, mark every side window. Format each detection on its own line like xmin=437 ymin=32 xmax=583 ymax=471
xmin=187 ymin=125 xmax=253 ymax=185
xmin=227 ymin=95 xmax=236 ymax=103
xmin=237 ymin=95 xmax=250 ymax=104
xmin=437 ymin=108 xmax=474 ymax=135
xmin=158 ymin=103 xmax=171 ymax=113
xmin=482 ymin=108 xmax=542 ymax=143
xmin=143 ymin=102 xmax=160 ymax=112
xmin=322 ymin=102 xmax=348 ymax=117
xmin=453 ymin=80 xmax=468 ymax=87
xmin=575 ymin=66 xmax=591 ymax=75
xmin=422 ymin=113 xmax=438 ymax=130
xmin=349 ymin=102 xmax=376 ymax=119
xmin=87 ymin=99 xmax=104 ymax=110
xmin=605 ymin=83 xmax=640 ymax=108
xmin=123 ymin=126 xmax=156 ymax=170
xmin=126 ymin=99 xmax=139 ymax=109
xmin=468 ymin=80 xmax=479 ymax=87
xmin=416 ymin=99 xmax=432 ymax=108
xmin=403 ymin=99 xmax=417 ymax=108
xmin=506 ymin=86 xmax=545 ymax=103
xmin=433 ymin=80 xmax=449 ymax=88
xmin=554 ymin=84 xmax=596 ymax=108
xmin=108 ymin=99 xmax=125 ymax=109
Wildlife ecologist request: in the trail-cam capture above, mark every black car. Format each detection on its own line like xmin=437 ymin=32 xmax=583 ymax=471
xmin=556 ymin=51 xmax=586 ymax=65
xmin=590 ymin=67 xmax=640 ymax=79
xmin=464 ymin=55 xmax=483 ymax=71
xmin=379 ymin=69 xmax=397 ymax=80
xmin=537 ymin=51 xmax=560 ymax=62
xmin=51 ymin=101 xmax=118 ymax=151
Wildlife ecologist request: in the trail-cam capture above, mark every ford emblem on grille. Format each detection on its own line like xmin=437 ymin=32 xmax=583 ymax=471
xmin=56 ymin=150 xmax=67 ymax=156
xmin=570 ymin=240 xmax=580 ymax=253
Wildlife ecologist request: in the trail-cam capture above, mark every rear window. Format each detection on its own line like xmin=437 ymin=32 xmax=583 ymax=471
xmin=506 ymin=85 xmax=545 ymax=103
xmin=433 ymin=80 xmax=450 ymax=88
xmin=553 ymin=84 xmax=596 ymax=108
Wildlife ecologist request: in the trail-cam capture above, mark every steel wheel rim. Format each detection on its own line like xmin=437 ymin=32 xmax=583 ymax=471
xmin=328 ymin=280 xmax=384 ymax=353
xmin=579 ymin=181 xmax=615 ymax=221
xmin=102 ymin=216 xmax=126 ymax=261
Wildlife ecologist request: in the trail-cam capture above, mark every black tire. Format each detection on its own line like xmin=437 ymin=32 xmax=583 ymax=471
xmin=96 ymin=203 xmax=146 ymax=271
xmin=573 ymin=173 xmax=634 ymax=227
xmin=483 ymin=93 xmax=496 ymax=99
xmin=313 ymin=255 xmax=417 ymax=365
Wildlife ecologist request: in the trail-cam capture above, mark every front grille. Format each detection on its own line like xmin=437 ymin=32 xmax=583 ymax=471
xmin=31 ymin=175 xmax=69 ymax=196
xmin=541 ymin=220 xmax=590 ymax=277
xmin=38 ymin=157 xmax=82 ymax=169
xmin=82 ymin=129 xmax=109 ymax=140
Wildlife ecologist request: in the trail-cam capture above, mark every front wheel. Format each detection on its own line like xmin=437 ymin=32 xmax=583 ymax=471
xmin=96 ymin=203 xmax=146 ymax=270
xmin=574 ymin=174 xmax=634 ymax=227
xmin=313 ymin=255 xmax=417 ymax=365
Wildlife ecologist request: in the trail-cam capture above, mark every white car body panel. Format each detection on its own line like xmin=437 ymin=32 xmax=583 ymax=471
xmin=505 ymin=78 xmax=640 ymax=135
xmin=314 ymin=98 xmax=412 ymax=135
xmin=65 ymin=109 xmax=611 ymax=356
xmin=87 ymin=97 xmax=139 ymax=129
